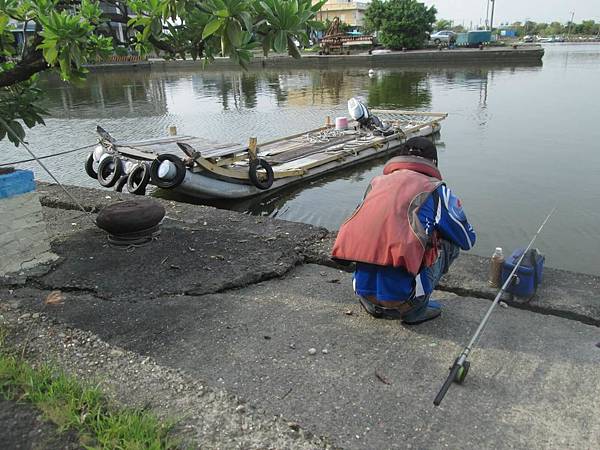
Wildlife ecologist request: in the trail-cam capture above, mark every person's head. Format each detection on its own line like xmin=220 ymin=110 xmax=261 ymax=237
xmin=399 ymin=137 xmax=438 ymax=166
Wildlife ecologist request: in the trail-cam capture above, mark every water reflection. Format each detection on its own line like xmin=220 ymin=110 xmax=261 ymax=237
xmin=367 ymin=70 xmax=432 ymax=109
xmin=37 ymin=62 xmax=542 ymax=123
xmin=41 ymin=72 xmax=169 ymax=119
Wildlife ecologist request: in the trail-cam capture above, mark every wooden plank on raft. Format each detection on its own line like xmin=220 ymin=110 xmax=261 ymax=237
xmin=370 ymin=109 xmax=448 ymax=118
xmin=275 ymin=152 xmax=345 ymax=172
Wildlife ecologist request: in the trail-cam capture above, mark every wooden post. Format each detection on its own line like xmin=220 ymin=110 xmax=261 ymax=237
xmin=248 ymin=137 xmax=258 ymax=161
xmin=168 ymin=125 xmax=177 ymax=136
xmin=325 ymin=115 xmax=332 ymax=127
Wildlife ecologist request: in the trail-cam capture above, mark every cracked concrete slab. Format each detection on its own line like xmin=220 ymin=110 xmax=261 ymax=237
xmin=38 ymin=221 xmax=323 ymax=299
xmin=15 ymin=265 xmax=600 ymax=449
xmin=439 ymin=253 xmax=600 ymax=326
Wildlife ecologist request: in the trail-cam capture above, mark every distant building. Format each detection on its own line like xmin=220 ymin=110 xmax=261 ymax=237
xmin=315 ymin=1 xmax=371 ymax=28
xmin=7 ymin=19 xmax=36 ymax=49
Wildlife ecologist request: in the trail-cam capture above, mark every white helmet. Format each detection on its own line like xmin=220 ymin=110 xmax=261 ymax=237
xmin=348 ymin=97 xmax=370 ymax=122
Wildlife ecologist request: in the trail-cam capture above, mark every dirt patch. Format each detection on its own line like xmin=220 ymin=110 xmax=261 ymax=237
xmin=0 ymin=399 xmax=82 ymax=450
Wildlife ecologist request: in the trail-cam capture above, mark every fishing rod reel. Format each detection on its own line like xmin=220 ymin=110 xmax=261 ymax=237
xmin=452 ymin=357 xmax=470 ymax=384
xmin=433 ymin=355 xmax=470 ymax=406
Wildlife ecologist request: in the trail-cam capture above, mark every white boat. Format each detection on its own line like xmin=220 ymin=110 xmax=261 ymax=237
xmin=85 ymin=100 xmax=447 ymax=201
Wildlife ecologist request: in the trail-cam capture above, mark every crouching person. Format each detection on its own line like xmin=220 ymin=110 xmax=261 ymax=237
xmin=331 ymin=137 xmax=476 ymax=324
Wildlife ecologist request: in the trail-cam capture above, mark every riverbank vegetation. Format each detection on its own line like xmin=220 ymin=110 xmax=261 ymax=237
xmin=0 ymin=0 xmax=325 ymax=145
xmin=503 ymin=20 xmax=600 ymax=37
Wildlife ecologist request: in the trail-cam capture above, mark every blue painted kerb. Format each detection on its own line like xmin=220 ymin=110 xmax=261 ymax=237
xmin=0 ymin=169 xmax=35 ymax=199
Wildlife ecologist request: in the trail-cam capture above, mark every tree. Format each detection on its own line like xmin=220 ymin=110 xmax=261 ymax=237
xmin=547 ymin=22 xmax=564 ymax=36
xmin=364 ymin=0 xmax=436 ymax=50
xmin=0 ymin=0 xmax=326 ymax=146
xmin=434 ymin=19 xmax=451 ymax=31
xmin=576 ymin=20 xmax=597 ymax=35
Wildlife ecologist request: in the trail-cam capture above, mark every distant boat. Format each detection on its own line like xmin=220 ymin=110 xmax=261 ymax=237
xmin=85 ymin=103 xmax=447 ymax=201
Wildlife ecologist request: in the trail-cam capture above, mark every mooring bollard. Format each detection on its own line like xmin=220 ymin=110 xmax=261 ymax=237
xmin=248 ymin=137 xmax=258 ymax=160
xmin=168 ymin=125 xmax=177 ymax=136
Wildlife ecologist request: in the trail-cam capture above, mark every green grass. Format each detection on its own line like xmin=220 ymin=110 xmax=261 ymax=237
xmin=0 ymin=351 xmax=178 ymax=449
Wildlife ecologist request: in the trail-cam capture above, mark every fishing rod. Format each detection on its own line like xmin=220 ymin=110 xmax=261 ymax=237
xmin=433 ymin=207 xmax=557 ymax=407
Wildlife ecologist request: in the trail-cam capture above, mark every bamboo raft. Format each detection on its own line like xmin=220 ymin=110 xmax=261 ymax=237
xmin=86 ymin=110 xmax=447 ymax=200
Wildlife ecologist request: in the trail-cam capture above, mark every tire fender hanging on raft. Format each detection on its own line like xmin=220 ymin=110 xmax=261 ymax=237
xmin=97 ymin=155 xmax=123 ymax=187
xmin=127 ymin=162 xmax=150 ymax=195
xmin=114 ymin=175 xmax=128 ymax=192
xmin=85 ymin=153 xmax=98 ymax=180
xmin=248 ymin=158 xmax=274 ymax=190
xmin=150 ymin=154 xmax=186 ymax=189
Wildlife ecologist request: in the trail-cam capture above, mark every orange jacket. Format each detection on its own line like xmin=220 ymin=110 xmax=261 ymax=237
xmin=331 ymin=156 xmax=443 ymax=275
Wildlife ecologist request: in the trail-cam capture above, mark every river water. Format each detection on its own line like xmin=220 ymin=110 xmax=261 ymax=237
xmin=1 ymin=44 xmax=599 ymax=274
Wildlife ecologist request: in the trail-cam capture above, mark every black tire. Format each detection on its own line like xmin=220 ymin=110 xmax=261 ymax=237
xmin=150 ymin=154 xmax=186 ymax=189
xmin=114 ymin=175 xmax=128 ymax=192
xmin=434 ymin=38 xmax=441 ymax=44
xmin=97 ymin=155 xmax=123 ymax=188
xmin=126 ymin=163 xmax=150 ymax=195
xmin=85 ymin=153 xmax=98 ymax=180
xmin=248 ymin=158 xmax=274 ymax=190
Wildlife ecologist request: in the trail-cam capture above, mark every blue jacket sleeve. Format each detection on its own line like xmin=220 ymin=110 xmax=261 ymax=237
xmin=434 ymin=185 xmax=476 ymax=250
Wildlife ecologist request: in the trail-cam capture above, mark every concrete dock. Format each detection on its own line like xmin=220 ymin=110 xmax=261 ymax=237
xmin=1 ymin=183 xmax=598 ymax=449
xmin=88 ymin=46 xmax=545 ymax=72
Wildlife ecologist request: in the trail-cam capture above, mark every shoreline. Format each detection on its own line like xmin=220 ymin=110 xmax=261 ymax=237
xmin=86 ymin=46 xmax=545 ymax=72
xmin=1 ymin=181 xmax=598 ymax=448
xmin=14 ymin=181 xmax=599 ymax=327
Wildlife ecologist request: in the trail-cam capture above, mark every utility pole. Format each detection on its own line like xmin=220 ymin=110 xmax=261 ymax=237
xmin=489 ymin=0 xmax=496 ymax=32
xmin=567 ymin=11 xmax=575 ymax=39
xmin=485 ymin=0 xmax=490 ymax=30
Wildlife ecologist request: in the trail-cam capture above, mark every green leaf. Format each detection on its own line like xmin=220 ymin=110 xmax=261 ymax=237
xmin=226 ymin=20 xmax=242 ymax=48
xmin=151 ymin=18 xmax=162 ymax=36
xmin=274 ymin=30 xmax=287 ymax=53
xmin=239 ymin=11 xmax=253 ymax=31
xmin=8 ymin=120 xmax=24 ymax=145
xmin=42 ymin=45 xmax=58 ymax=64
xmin=202 ymin=18 xmax=222 ymax=39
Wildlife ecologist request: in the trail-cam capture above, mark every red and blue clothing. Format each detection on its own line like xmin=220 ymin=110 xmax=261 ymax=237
xmin=353 ymin=184 xmax=476 ymax=302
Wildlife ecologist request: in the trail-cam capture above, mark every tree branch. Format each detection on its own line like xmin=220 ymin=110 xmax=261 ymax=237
xmin=0 ymin=37 xmax=48 ymax=88
xmin=148 ymin=35 xmax=178 ymax=55
xmin=0 ymin=56 xmax=48 ymax=88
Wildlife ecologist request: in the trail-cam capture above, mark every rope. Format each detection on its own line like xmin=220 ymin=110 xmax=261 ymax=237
xmin=303 ymin=128 xmax=349 ymax=144
xmin=0 ymin=143 xmax=96 ymax=167
xmin=0 ymin=117 xmax=96 ymax=225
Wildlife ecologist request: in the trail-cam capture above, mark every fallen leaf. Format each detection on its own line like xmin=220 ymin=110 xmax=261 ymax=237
xmin=375 ymin=368 xmax=391 ymax=385
xmin=44 ymin=291 xmax=64 ymax=306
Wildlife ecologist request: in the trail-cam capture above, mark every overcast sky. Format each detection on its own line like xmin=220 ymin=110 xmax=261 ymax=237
xmin=422 ymin=1 xmax=600 ymax=27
